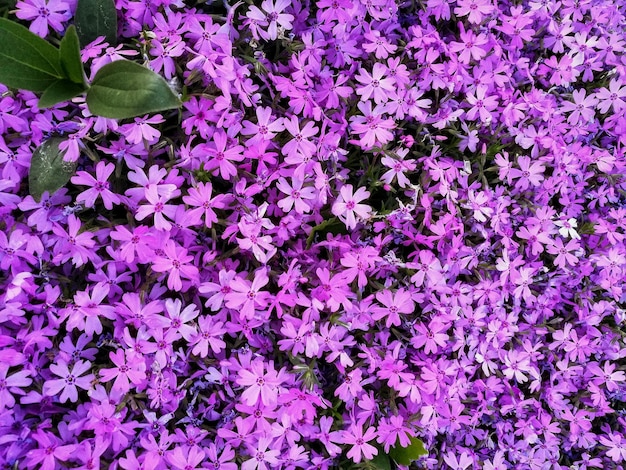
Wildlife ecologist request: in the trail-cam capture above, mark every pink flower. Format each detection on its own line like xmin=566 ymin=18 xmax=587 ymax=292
xmin=191 ymin=315 xmax=227 ymax=357
xmin=224 ymin=270 xmax=271 ymax=319
xmin=350 ymin=101 xmax=396 ymax=148
xmin=465 ymin=85 xmax=499 ymax=123
xmin=546 ymin=237 xmax=580 ymax=268
xmin=204 ymin=130 xmax=245 ymax=180
xmin=596 ymin=78 xmax=626 ymax=113
xmin=121 ymin=115 xmax=164 ymax=145
xmin=509 ymin=155 xmax=545 ymax=191
xmin=282 ymin=116 xmax=318 ymax=160
xmin=599 ymin=433 xmax=626 ymax=463
xmin=183 ymin=182 xmax=229 ymax=228
xmin=355 ymin=63 xmax=396 ymax=104
xmin=151 ymin=239 xmax=200 ymax=291
xmin=341 ymin=421 xmax=378 ymax=463
xmin=43 ymin=360 xmax=94 ymax=403
xmin=72 ymin=161 xmax=121 ymax=210
xmin=246 ymin=0 xmax=294 ymax=41
xmin=99 ymin=350 xmax=147 ymax=394
xmin=449 ymin=23 xmax=489 ymax=63
xmin=372 ymin=288 xmax=415 ymax=327
xmin=241 ymin=437 xmax=281 ymax=470
xmin=52 ymin=214 xmax=97 ymax=267
xmin=376 ymin=415 xmax=415 ymax=453
xmin=237 ymin=359 xmax=283 ymax=407
xmin=15 ymin=0 xmax=70 ymax=37
xmin=454 ymin=0 xmax=494 ymax=23
xmin=331 ymin=184 xmax=372 ymax=230
xmin=0 ymin=364 xmax=32 ymax=410
xmin=241 ymin=107 xmax=285 ymax=146
xmin=135 ymin=186 xmax=178 ymax=231
xmin=276 ymin=177 xmax=316 ymax=214
xmin=412 ymin=320 xmax=449 ymax=354
xmin=561 ymin=89 xmax=598 ymax=124
xmin=167 ymin=446 xmax=205 ymax=470
xmin=24 ymin=430 xmax=76 ymax=470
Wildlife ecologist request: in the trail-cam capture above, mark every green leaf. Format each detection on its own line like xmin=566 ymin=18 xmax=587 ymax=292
xmin=38 ymin=79 xmax=85 ymax=109
xmin=74 ymin=0 xmax=117 ymax=47
xmin=86 ymin=60 xmax=182 ymax=119
xmin=0 ymin=17 xmax=63 ymax=92
xmin=59 ymin=25 xmax=85 ymax=86
xmin=368 ymin=451 xmax=392 ymax=470
xmin=29 ymin=137 xmax=77 ymax=201
xmin=305 ymin=216 xmax=347 ymax=248
xmin=389 ymin=437 xmax=427 ymax=466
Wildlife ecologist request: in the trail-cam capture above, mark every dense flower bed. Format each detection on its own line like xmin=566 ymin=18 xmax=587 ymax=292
xmin=1 ymin=0 xmax=626 ymax=468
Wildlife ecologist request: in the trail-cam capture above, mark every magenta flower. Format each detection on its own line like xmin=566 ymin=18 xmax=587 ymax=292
xmin=121 ymin=115 xmax=164 ymax=145
xmin=71 ymin=161 xmax=121 ymax=210
xmin=43 ymin=360 xmax=94 ymax=403
xmin=241 ymin=107 xmax=285 ymax=146
xmin=167 ymin=446 xmax=205 ymax=470
xmin=282 ymin=116 xmax=318 ymax=160
xmin=449 ymin=24 xmax=489 ymax=63
xmin=546 ymin=238 xmax=581 ymax=268
xmin=135 ymin=186 xmax=178 ymax=231
xmin=24 ymin=430 xmax=76 ymax=470
xmin=372 ymin=288 xmax=414 ymax=327
xmin=509 ymin=155 xmax=545 ymax=191
xmin=99 ymin=349 xmax=147 ymax=394
xmin=412 ymin=320 xmax=449 ymax=354
xmin=151 ymin=239 xmax=199 ymax=291
xmin=276 ymin=177 xmax=316 ymax=214
xmin=51 ymin=214 xmax=97 ymax=267
xmin=454 ymin=0 xmax=494 ymax=23
xmin=183 ymin=182 xmax=229 ymax=228
xmin=109 ymin=225 xmax=156 ymax=264
xmin=204 ymin=129 xmax=245 ymax=180
xmin=242 ymin=437 xmax=281 ymax=470
xmin=332 ymin=184 xmax=372 ymax=230
xmin=341 ymin=421 xmax=378 ymax=463
xmin=237 ymin=359 xmax=283 ymax=407
xmin=190 ymin=315 xmax=227 ymax=357
xmin=224 ymin=270 xmax=271 ymax=320
xmin=0 ymin=364 xmax=32 ymax=410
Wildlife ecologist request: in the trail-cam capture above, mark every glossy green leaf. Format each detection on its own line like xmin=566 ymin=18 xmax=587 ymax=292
xmin=0 ymin=17 xmax=62 ymax=92
xmin=86 ymin=60 xmax=181 ymax=119
xmin=29 ymin=137 xmax=77 ymax=201
xmin=38 ymin=79 xmax=85 ymax=109
xmin=74 ymin=0 xmax=117 ymax=47
xmin=59 ymin=25 xmax=85 ymax=85
xmin=389 ymin=437 xmax=427 ymax=466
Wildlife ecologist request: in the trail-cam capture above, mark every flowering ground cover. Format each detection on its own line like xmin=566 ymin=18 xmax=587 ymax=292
xmin=1 ymin=0 xmax=626 ymax=468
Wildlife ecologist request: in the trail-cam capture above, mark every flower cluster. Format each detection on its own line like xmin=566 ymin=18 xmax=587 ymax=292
xmin=1 ymin=0 xmax=626 ymax=468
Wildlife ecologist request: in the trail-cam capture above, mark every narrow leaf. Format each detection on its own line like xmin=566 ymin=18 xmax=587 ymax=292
xmin=305 ymin=216 xmax=347 ymax=248
xmin=389 ymin=437 xmax=428 ymax=466
xmin=74 ymin=0 xmax=117 ymax=47
xmin=86 ymin=60 xmax=181 ymax=119
xmin=38 ymin=79 xmax=85 ymax=109
xmin=59 ymin=25 xmax=85 ymax=85
xmin=29 ymin=137 xmax=77 ymax=201
xmin=0 ymin=17 xmax=62 ymax=91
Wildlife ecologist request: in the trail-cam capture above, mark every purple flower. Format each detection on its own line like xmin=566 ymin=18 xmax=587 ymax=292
xmin=15 ymin=0 xmax=70 ymax=37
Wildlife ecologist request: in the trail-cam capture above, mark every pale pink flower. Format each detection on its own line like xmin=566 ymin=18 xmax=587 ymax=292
xmin=331 ymin=184 xmax=372 ymax=230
